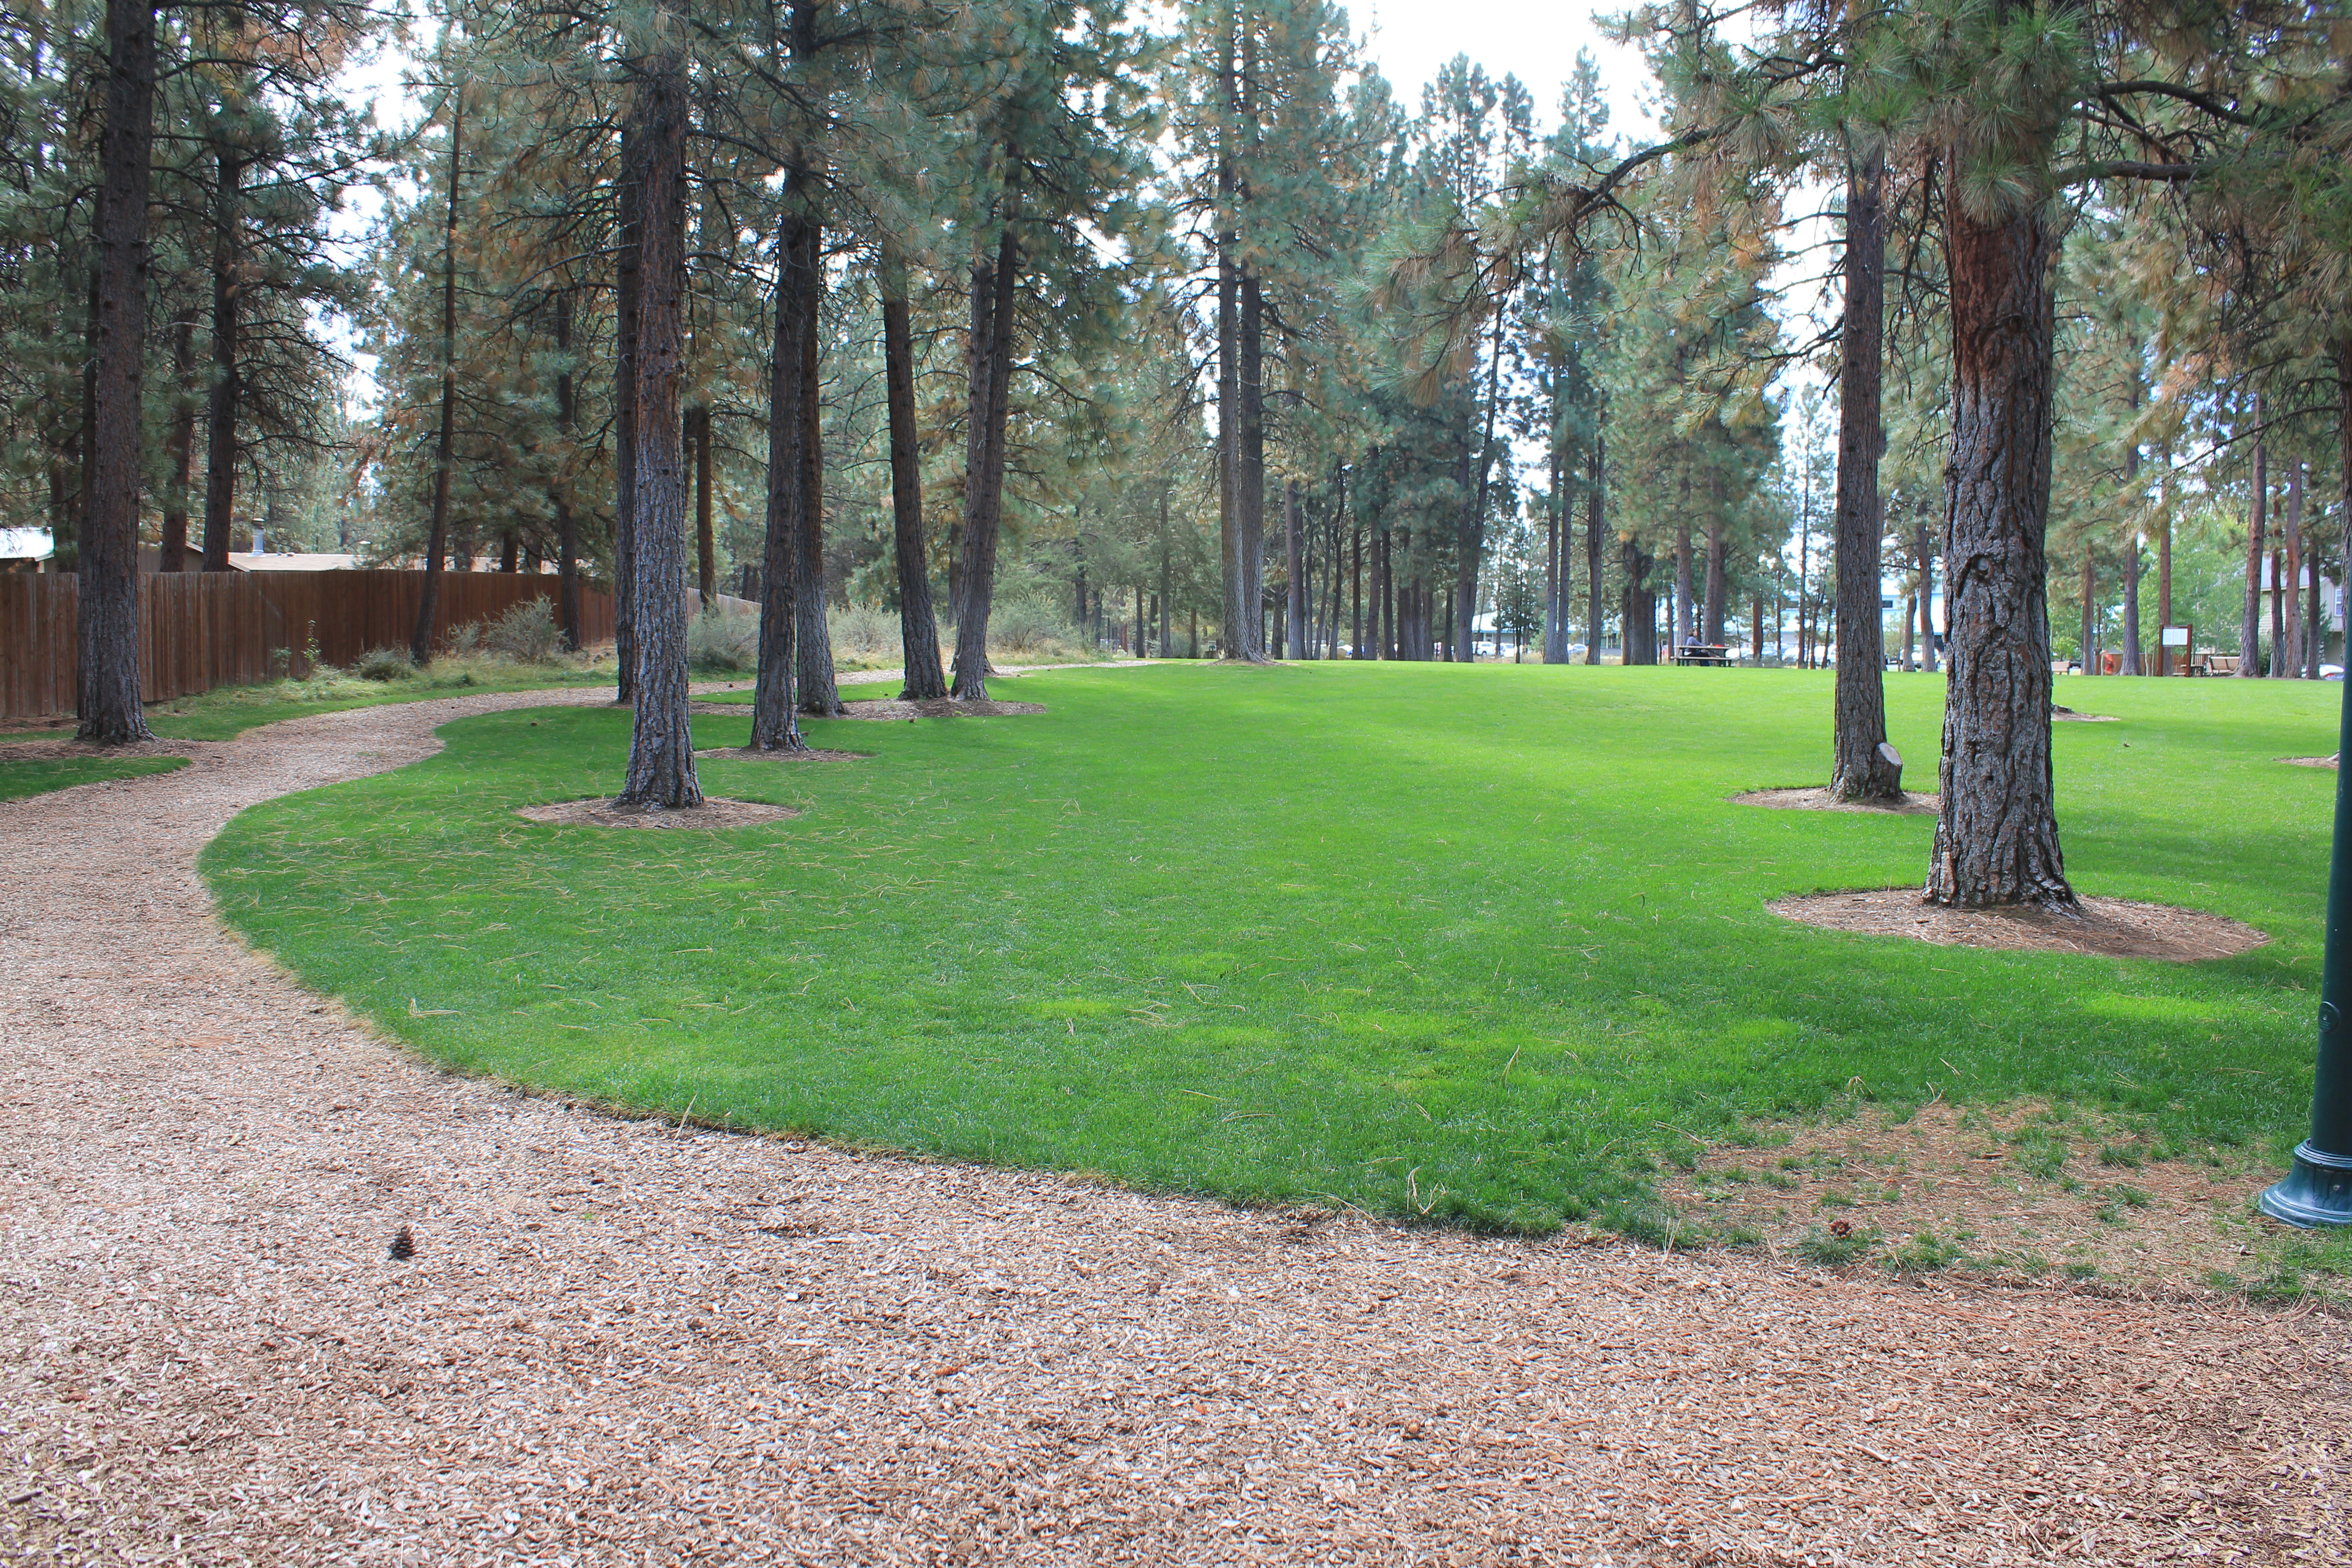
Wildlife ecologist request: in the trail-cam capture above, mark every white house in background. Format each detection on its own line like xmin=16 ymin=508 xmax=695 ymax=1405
xmin=0 ymin=526 xmax=54 ymax=569
xmin=2255 ymin=554 xmax=2344 ymax=631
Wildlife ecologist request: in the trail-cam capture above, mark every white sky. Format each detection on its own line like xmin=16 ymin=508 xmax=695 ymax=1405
xmin=1351 ymin=0 xmax=1658 ymax=141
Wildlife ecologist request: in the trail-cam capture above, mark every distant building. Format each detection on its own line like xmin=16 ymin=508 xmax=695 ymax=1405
xmin=0 ymin=527 xmax=54 ymax=571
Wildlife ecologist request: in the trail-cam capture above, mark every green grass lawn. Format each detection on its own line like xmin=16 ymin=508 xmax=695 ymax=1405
xmin=0 ymin=752 xmax=189 ymax=800
xmin=203 ymin=662 xmax=2344 ymax=1239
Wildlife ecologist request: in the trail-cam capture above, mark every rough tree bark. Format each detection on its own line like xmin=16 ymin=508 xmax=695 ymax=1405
xmin=949 ymin=212 xmax=1019 ymax=700
xmin=76 ymin=0 xmax=157 ymax=743
xmin=1672 ymin=517 xmax=1693 ymax=647
xmin=1926 ymin=185 xmax=2071 ymax=908
xmin=748 ymin=192 xmax=813 ymax=752
xmin=2282 ymin=463 xmax=2302 ymax=677
xmin=1829 ymin=147 xmax=1901 ymax=799
xmin=692 ymin=405 xmax=715 ymax=609
xmin=2118 ymin=383 xmax=2140 ymax=675
xmin=613 ymin=55 xmax=702 ymax=810
xmin=612 ymin=125 xmax=641 ymax=702
xmin=793 ymin=235 xmax=843 ymax=716
xmin=2156 ymin=441 xmax=2173 ymax=673
xmin=410 ymin=93 xmax=463 ymax=666
xmin=201 ymin=138 xmax=244 ymax=572
xmin=1285 ymin=479 xmax=1305 ymax=659
xmin=1584 ymin=434 xmax=1605 ymax=664
xmin=1455 ymin=305 xmax=1507 ymax=661
xmin=159 ymin=312 xmax=196 ymax=573
xmin=552 ymin=291 xmax=582 ymax=652
xmin=882 ymin=249 xmax=946 ymax=700
xmin=2300 ymin=464 xmax=2319 ymax=679
xmin=1237 ymin=270 xmax=1267 ymax=658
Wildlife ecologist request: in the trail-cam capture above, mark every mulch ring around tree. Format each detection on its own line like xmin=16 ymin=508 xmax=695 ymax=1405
xmin=1770 ymin=888 xmax=2266 ymax=962
xmin=514 ymin=797 xmax=802 ymax=831
xmin=692 ymin=746 xmax=870 ymax=763
xmin=1731 ymin=787 xmax=1938 ymax=816
xmin=2281 ymin=754 xmax=2338 ymax=769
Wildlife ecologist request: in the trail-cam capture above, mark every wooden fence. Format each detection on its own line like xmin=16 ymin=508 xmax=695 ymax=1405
xmin=0 ymin=570 xmax=613 ymax=719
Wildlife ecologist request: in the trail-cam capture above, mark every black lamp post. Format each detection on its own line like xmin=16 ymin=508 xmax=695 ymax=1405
xmin=2259 ymin=667 xmax=2352 ymax=1227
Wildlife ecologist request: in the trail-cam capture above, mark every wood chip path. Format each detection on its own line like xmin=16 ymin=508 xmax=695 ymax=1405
xmin=3 ymin=680 xmax=2348 ymax=1566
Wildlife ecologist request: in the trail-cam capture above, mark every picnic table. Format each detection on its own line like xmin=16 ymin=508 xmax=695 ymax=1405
xmin=1673 ymin=642 xmax=1733 ymax=667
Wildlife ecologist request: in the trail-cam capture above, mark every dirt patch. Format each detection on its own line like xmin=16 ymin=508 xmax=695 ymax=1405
xmin=514 ymin=796 xmax=802 ymax=830
xmin=834 ymin=696 xmax=1044 ymax=720
xmin=1772 ymin=887 xmax=2266 ymax=961
xmin=1660 ymin=1100 xmax=2283 ymax=1292
xmin=2053 ymin=705 xmax=2119 ymax=722
xmin=1732 ymin=786 xmax=1938 ymax=815
xmin=689 ymin=697 xmax=1043 ymax=720
xmin=692 ymin=746 xmax=870 ymax=763
xmin=2282 ymin=755 xmax=2338 ymax=769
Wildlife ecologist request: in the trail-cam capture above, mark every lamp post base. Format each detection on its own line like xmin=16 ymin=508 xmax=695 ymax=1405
xmin=2257 ymin=1142 xmax=2352 ymax=1228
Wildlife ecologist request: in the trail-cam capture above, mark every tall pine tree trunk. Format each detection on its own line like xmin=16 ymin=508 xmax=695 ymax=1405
xmin=2080 ymin=555 xmax=2097 ymax=676
xmin=950 ymin=214 xmax=1019 ymax=700
xmin=1672 ymin=516 xmax=1693 ymax=647
xmin=2300 ymin=463 xmax=2319 ymax=678
xmin=612 ymin=125 xmax=641 ymax=702
xmin=201 ymin=143 xmax=243 ymax=572
xmin=1238 ymin=270 xmax=1267 ymax=659
xmin=1585 ymin=435 xmax=1606 ymax=664
xmin=1830 ymin=147 xmax=1900 ymax=799
xmin=2240 ymin=398 xmax=2265 ymax=676
xmin=77 ymin=0 xmax=157 ymax=743
xmin=614 ymin=55 xmax=701 ymax=808
xmin=553 ymin=290 xmax=582 ymax=651
xmin=1927 ymin=187 xmax=2070 ymax=908
xmin=411 ymin=93 xmax=463 ymax=666
xmin=1703 ymin=514 xmax=1726 ymax=644
xmin=1456 ymin=305 xmax=1506 ymax=662
xmin=749 ymin=197 xmax=811 ymax=752
xmin=792 ymin=213 xmax=842 ymax=715
xmin=1917 ymin=520 xmax=1939 ymax=673
xmin=882 ymin=251 xmax=946 ymax=699
xmin=1216 ymin=235 xmax=1246 ymax=660
xmin=2156 ymin=442 xmax=2174 ymax=672
xmin=692 ymin=406 xmax=715 ymax=608
xmin=159 ymin=312 xmax=196 ymax=573
xmin=1285 ymin=479 xmax=1305 ymax=659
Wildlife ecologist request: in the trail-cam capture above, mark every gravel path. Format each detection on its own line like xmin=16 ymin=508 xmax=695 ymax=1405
xmin=3 ymin=683 xmax=2348 ymax=1566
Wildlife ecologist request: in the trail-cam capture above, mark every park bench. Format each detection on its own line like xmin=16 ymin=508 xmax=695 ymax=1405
xmin=1673 ymin=643 xmax=1732 ymax=666
xmin=2200 ymin=653 xmax=2239 ymax=676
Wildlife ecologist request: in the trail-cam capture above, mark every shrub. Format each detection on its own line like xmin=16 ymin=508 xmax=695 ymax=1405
xmin=352 ymin=647 xmax=416 ymax=682
xmin=687 ymin=609 xmax=758 ymax=672
xmin=483 ymin=598 xmax=565 ymax=663
xmin=986 ymin=592 xmax=1087 ymax=657
xmin=829 ymin=601 xmax=901 ymax=660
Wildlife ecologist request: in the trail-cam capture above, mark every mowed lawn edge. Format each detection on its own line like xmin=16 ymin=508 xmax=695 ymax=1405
xmin=203 ymin=662 xmax=2340 ymax=1239
xmin=0 ymin=753 xmax=190 ymax=801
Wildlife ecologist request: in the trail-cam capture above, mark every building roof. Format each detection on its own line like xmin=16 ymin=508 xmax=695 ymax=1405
xmin=224 ymin=552 xmax=361 ymax=572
